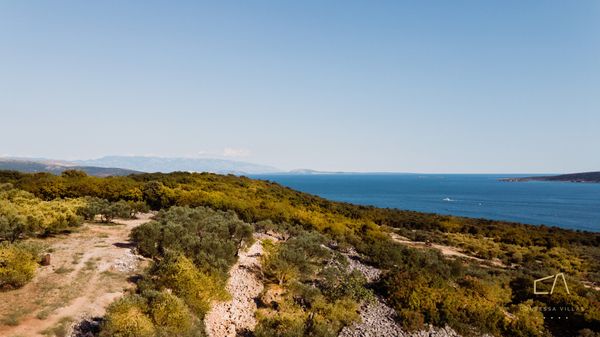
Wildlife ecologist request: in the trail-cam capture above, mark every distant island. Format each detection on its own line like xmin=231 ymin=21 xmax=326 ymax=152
xmin=501 ymin=171 xmax=600 ymax=183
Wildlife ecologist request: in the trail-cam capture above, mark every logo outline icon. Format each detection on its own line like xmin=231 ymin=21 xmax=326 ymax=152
xmin=534 ymin=273 xmax=570 ymax=295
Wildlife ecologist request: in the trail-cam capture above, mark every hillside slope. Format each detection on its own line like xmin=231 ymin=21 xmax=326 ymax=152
xmin=0 ymin=171 xmax=598 ymax=336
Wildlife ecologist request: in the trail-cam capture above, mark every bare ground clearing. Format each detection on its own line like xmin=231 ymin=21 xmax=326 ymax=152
xmin=0 ymin=214 xmax=153 ymax=337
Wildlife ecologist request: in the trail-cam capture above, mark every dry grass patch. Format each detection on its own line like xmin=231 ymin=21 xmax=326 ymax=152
xmin=0 ymin=307 xmax=32 ymax=326
xmin=0 ymin=216 xmax=153 ymax=336
xmin=54 ymin=266 xmax=74 ymax=275
xmin=41 ymin=316 xmax=73 ymax=337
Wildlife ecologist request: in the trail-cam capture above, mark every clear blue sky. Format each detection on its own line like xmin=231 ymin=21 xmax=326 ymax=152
xmin=1 ymin=1 xmax=598 ymax=173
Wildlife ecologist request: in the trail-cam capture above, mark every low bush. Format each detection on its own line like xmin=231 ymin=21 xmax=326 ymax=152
xmin=101 ymin=295 xmax=156 ymax=337
xmin=256 ymin=228 xmax=366 ymax=337
xmin=148 ymin=290 xmax=195 ymax=337
xmin=149 ymin=253 xmax=228 ymax=316
xmin=0 ymin=242 xmax=39 ymax=289
xmin=132 ymin=206 xmax=253 ymax=275
xmin=78 ymin=197 xmax=143 ymax=223
xmin=0 ymin=184 xmax=84 ymax=242
xmin=100 ymin=206 xmax=253 ymax=336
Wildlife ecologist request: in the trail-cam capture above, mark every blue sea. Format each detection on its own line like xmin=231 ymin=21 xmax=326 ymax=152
xmin=251 ymin=174 xmax=600 ymax=232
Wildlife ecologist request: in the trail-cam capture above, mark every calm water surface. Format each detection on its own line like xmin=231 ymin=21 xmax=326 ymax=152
xmin=251 ymin=174 xmax=600 ymax=232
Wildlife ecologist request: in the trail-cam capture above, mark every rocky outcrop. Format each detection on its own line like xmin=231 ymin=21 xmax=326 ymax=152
xmin=342 ymin=248 xmax=381 ymax=283
xmin=338 ymin=248 xmax=464 ymax=337
xmin=339 ymin=299 xmax=404 ymax=337
xmin=70 ymin=317 xmax=102 ymax=337
xmin=339 ymin=298 xmax=461 ymax=337
xmin=111 ymin=251 xmax=144 ymax=273
xmin=204 ymin=240 xmax=265 ymax=337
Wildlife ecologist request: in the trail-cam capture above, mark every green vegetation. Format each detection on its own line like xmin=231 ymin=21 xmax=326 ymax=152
xmin=41 ymin=316 xmax=74 ymax=337
xmin=103 ymin=206 xmax=251 ymax=336
xmin=0 ymin=183 xmax=84 ymax=242
xmin=0 ymin=305 xmax=31 ymax=326
xmin=0 ymin=170 xmax=598 ymax=336
xmin=0 ymin=242 xmax=39 ymax=289
xmin=101 ymin=290 xmax=206 ymax=337
xmin=79 ymin=197 xmax=148 ymax=223
xmin=0 ymin=177 xmax=146 ymax=291
xmin=255 ymin=228 xmax=370 ymax=337
xmin=379 ymin=247 xmax=542 ymax=336
xmin=101 ymin=295 xmax=157 ymax=337
xmin=132 ymin=206 xmax=252 ymax=275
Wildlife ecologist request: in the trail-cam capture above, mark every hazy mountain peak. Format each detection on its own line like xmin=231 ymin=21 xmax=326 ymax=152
xmin=73 ymin=155 xmax=280 ymax=174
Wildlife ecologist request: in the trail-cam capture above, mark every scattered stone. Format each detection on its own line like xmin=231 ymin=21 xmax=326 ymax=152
xmin=337 ymin=248 xmax=467 ymax=337
xmin=41 ymin=253 xmax=52 ymax=266
xmin=204 ymin=239 xmax=265 ymax=337
xmin=111 ymin=251 xmax=142 ymax=272
xmin=70 ymin=317 xmax=103 ymax=337
xmin=339 ymin=298 xmax=405 ymax=337
xmin=345 ymin=255 xmax=381 ymax=283
xmin=339 ymin=297 xmax=465 ymax=337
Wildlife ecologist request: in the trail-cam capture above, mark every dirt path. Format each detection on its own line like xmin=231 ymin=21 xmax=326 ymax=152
xmin=204 ymin=239 xmax=265 ymax=337
xmin=389 ymin=233 xmax=506 ymax=268
xmin=0 ymin=214 xmax=153 ymax=337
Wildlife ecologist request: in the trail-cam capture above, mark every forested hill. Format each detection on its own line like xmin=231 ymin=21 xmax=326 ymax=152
xmin=502 ymin=171 xmax=600 ymax=183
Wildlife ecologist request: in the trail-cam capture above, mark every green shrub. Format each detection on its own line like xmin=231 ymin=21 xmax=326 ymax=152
xmin=131 ymin=221 xmax=162 ymax=257
xmin=261 ymin=232 xmax=330 ymax=286
xmin=101 ymin=295 xmax=156 ymax=337
xmin=148 ymin=291 xmax=194 ymax=336
xmin=0 ymin=185 xmax=84 ymax=241
xmin=128 ymin=200 xmax=150 ymax=217
xmin=255 ymin=315 xmax=305 ymax=337
xmin=319 ymin=267 xmax=373 ymax=302
xmin=256 ymin=229 xmax=362 ymax=337
xmin=151 ymin=253 xmax=228 ymax=317
xmin=504 ymin=301 xmax=545 ymax=337
xmin=398 ymin=309 xmax=425 ymax=331
xmin=79 ymin=197 xmax=134 ymax=223
xmin=261 ymin=240 xmax=300 ymax=286
xmin=0 ymin=242 xmax=38 ymax=289
xmin=132 ymin=206 xmax=253 ymax=274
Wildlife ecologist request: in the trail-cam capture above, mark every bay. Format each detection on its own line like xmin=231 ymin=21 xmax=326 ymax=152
xmin=251 ymin=174 xmax=600 ymax=232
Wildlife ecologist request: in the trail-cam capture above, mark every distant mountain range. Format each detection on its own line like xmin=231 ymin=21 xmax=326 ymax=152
xmin=73 ymin=156 xmax=280 ymax=175
xmin=0 ymin=156 xmax=281 ymax=176
xmin=501 ymin=171 xmax=600 ymax=183
xmin=0 ymin=158 xmax=139 ymax=177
